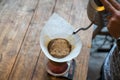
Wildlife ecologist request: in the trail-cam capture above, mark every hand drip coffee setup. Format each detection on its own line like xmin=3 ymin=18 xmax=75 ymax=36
xmin=40 ymin=0 xmax=115 ymax=79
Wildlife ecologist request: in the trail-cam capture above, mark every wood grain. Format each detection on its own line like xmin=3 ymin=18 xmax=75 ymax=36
xmin=0 ymin=0 xmax=93 ymax=80
xmin=8 ymin=0 xmax=56 ymax=80
xmin=0 ymin=0 xmax=39 ymax=79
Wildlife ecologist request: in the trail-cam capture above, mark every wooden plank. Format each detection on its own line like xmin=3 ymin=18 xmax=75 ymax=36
xmin=0 ymin=0 xmax=14 ymax=38
xmin=52 ymin=0 xmax=73 ymax=22
xmin=8 ymin=0 xmax=56 ymax=80
xmin=0 ymin=0 xmax=39 ymax=79
xmin=32 ymin=0 xmax=74 ymax=80
xmin=68 ymin=0 xmax=93 ymax=80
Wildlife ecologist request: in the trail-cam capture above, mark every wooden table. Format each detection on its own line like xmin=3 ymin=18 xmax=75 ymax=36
xmin=0 ymin=0 xmax=93 ymax=80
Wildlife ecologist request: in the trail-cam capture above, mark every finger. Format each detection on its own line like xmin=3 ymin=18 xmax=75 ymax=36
xmin=109 ymin=0 xmax=120 ymax=10
xmin=107 ymin=23 xmax=120 ymax=39
xmin=100 ymin=0 xmax=117 ymax=13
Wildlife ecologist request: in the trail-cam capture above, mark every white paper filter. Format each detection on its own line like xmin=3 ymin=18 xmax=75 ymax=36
xmin=40 ymin=13 xmax=82 ymax=62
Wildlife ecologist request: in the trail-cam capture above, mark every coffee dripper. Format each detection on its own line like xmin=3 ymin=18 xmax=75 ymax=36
xmin=40 ymin=13 xmax=82 ymax=79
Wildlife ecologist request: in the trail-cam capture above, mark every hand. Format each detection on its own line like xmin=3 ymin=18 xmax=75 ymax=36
xmin=100 ymin=0 xmax=120 ymax=39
